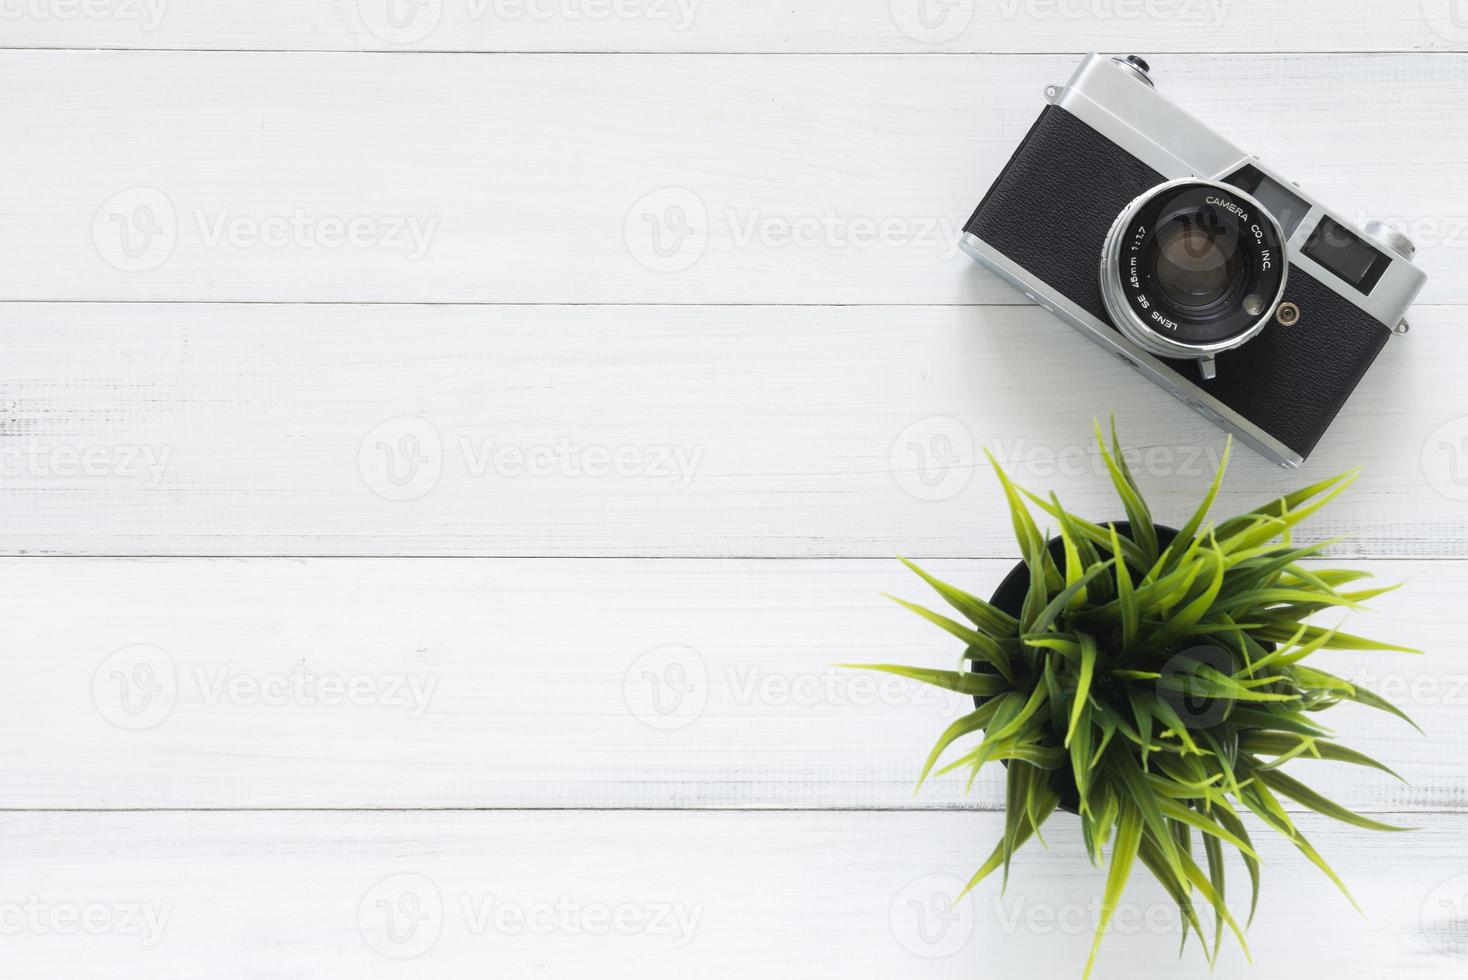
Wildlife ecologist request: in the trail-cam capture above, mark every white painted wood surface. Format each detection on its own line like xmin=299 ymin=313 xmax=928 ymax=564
xmin=5 ymin=5 xmax=1466 ymax=976
xmin=0 ymin=811 xmax=1462 ymax=978
xmin=1 ymin=302 xmax=1465 ymax=557
xmin=5 ymin=54 xmax=1468 ymax=305
xmin=1 ymin=0 xmax=1464 ymax=52
xmin=4 ymin=557 xmax=1456 ymax=810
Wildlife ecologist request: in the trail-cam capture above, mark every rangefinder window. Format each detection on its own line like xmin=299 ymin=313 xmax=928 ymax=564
xmin=1226 ymin=165 xmax=1311 ymax=239
xmin=1303 ymin=216 xmax=1392 ymax=294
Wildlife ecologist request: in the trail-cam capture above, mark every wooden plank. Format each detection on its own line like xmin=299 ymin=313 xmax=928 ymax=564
xmin=0 ymin=0 xmax=1462 ymax=53
xmin=0 ymin=809 xmax=1460 ymax=977
xmin=5 ymin=556 xmax=1455 ymax=810
xmin=5 ymin=52 xmax=1466 ymax=304
xmin=1 ymin=302 xmax=1464 ymax=558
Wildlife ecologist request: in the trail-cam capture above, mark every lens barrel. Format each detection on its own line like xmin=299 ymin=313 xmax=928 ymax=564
xmin=1100 ymin=180 xmax=1288 ymax=366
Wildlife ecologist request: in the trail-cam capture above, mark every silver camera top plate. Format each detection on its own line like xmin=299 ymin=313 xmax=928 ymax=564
xmin=1049 ymin=53 xmax=1426 ymax=330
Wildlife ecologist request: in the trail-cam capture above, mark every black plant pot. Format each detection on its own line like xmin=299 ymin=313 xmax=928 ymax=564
xmin=975 ymin=522 xmax=1180 ymax=814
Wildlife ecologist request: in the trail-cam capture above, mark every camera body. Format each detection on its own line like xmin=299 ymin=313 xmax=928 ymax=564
xmin=961 ymin=54 xmax=1427 ymax=467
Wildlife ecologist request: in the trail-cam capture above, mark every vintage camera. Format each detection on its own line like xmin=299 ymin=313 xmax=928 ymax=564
xmin=961 ymin=54 xmax=1427 ymax=467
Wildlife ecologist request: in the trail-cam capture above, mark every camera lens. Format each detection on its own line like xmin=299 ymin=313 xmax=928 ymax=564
xmin=1101 ymin=180 xmax=1288 ymax=365
xmin=1149 ymin=217 xmax=1245 ymax=313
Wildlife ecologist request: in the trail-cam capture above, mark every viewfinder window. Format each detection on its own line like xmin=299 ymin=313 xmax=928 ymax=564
xmin=1225 ymin=165 xmax=1311 ymax=239
xmin=1303 ymin=217 xmax=1391 ymax=294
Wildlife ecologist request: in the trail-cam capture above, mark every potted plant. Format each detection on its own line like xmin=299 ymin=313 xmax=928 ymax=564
xmin=848 ymin=423 xmax=1419 ymax=977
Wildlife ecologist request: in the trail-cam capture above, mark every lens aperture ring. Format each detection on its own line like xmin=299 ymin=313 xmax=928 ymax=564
xmin=1101 ymin=179 xmax=1288 ymax=363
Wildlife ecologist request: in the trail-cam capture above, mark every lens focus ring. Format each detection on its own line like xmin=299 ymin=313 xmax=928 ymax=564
xmin=1100 ymin=179 xmax=1288 ymax=364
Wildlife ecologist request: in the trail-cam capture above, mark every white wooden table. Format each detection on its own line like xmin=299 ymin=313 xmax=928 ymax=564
xmin=3 ymin=4 xmax=1466 ymax=976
